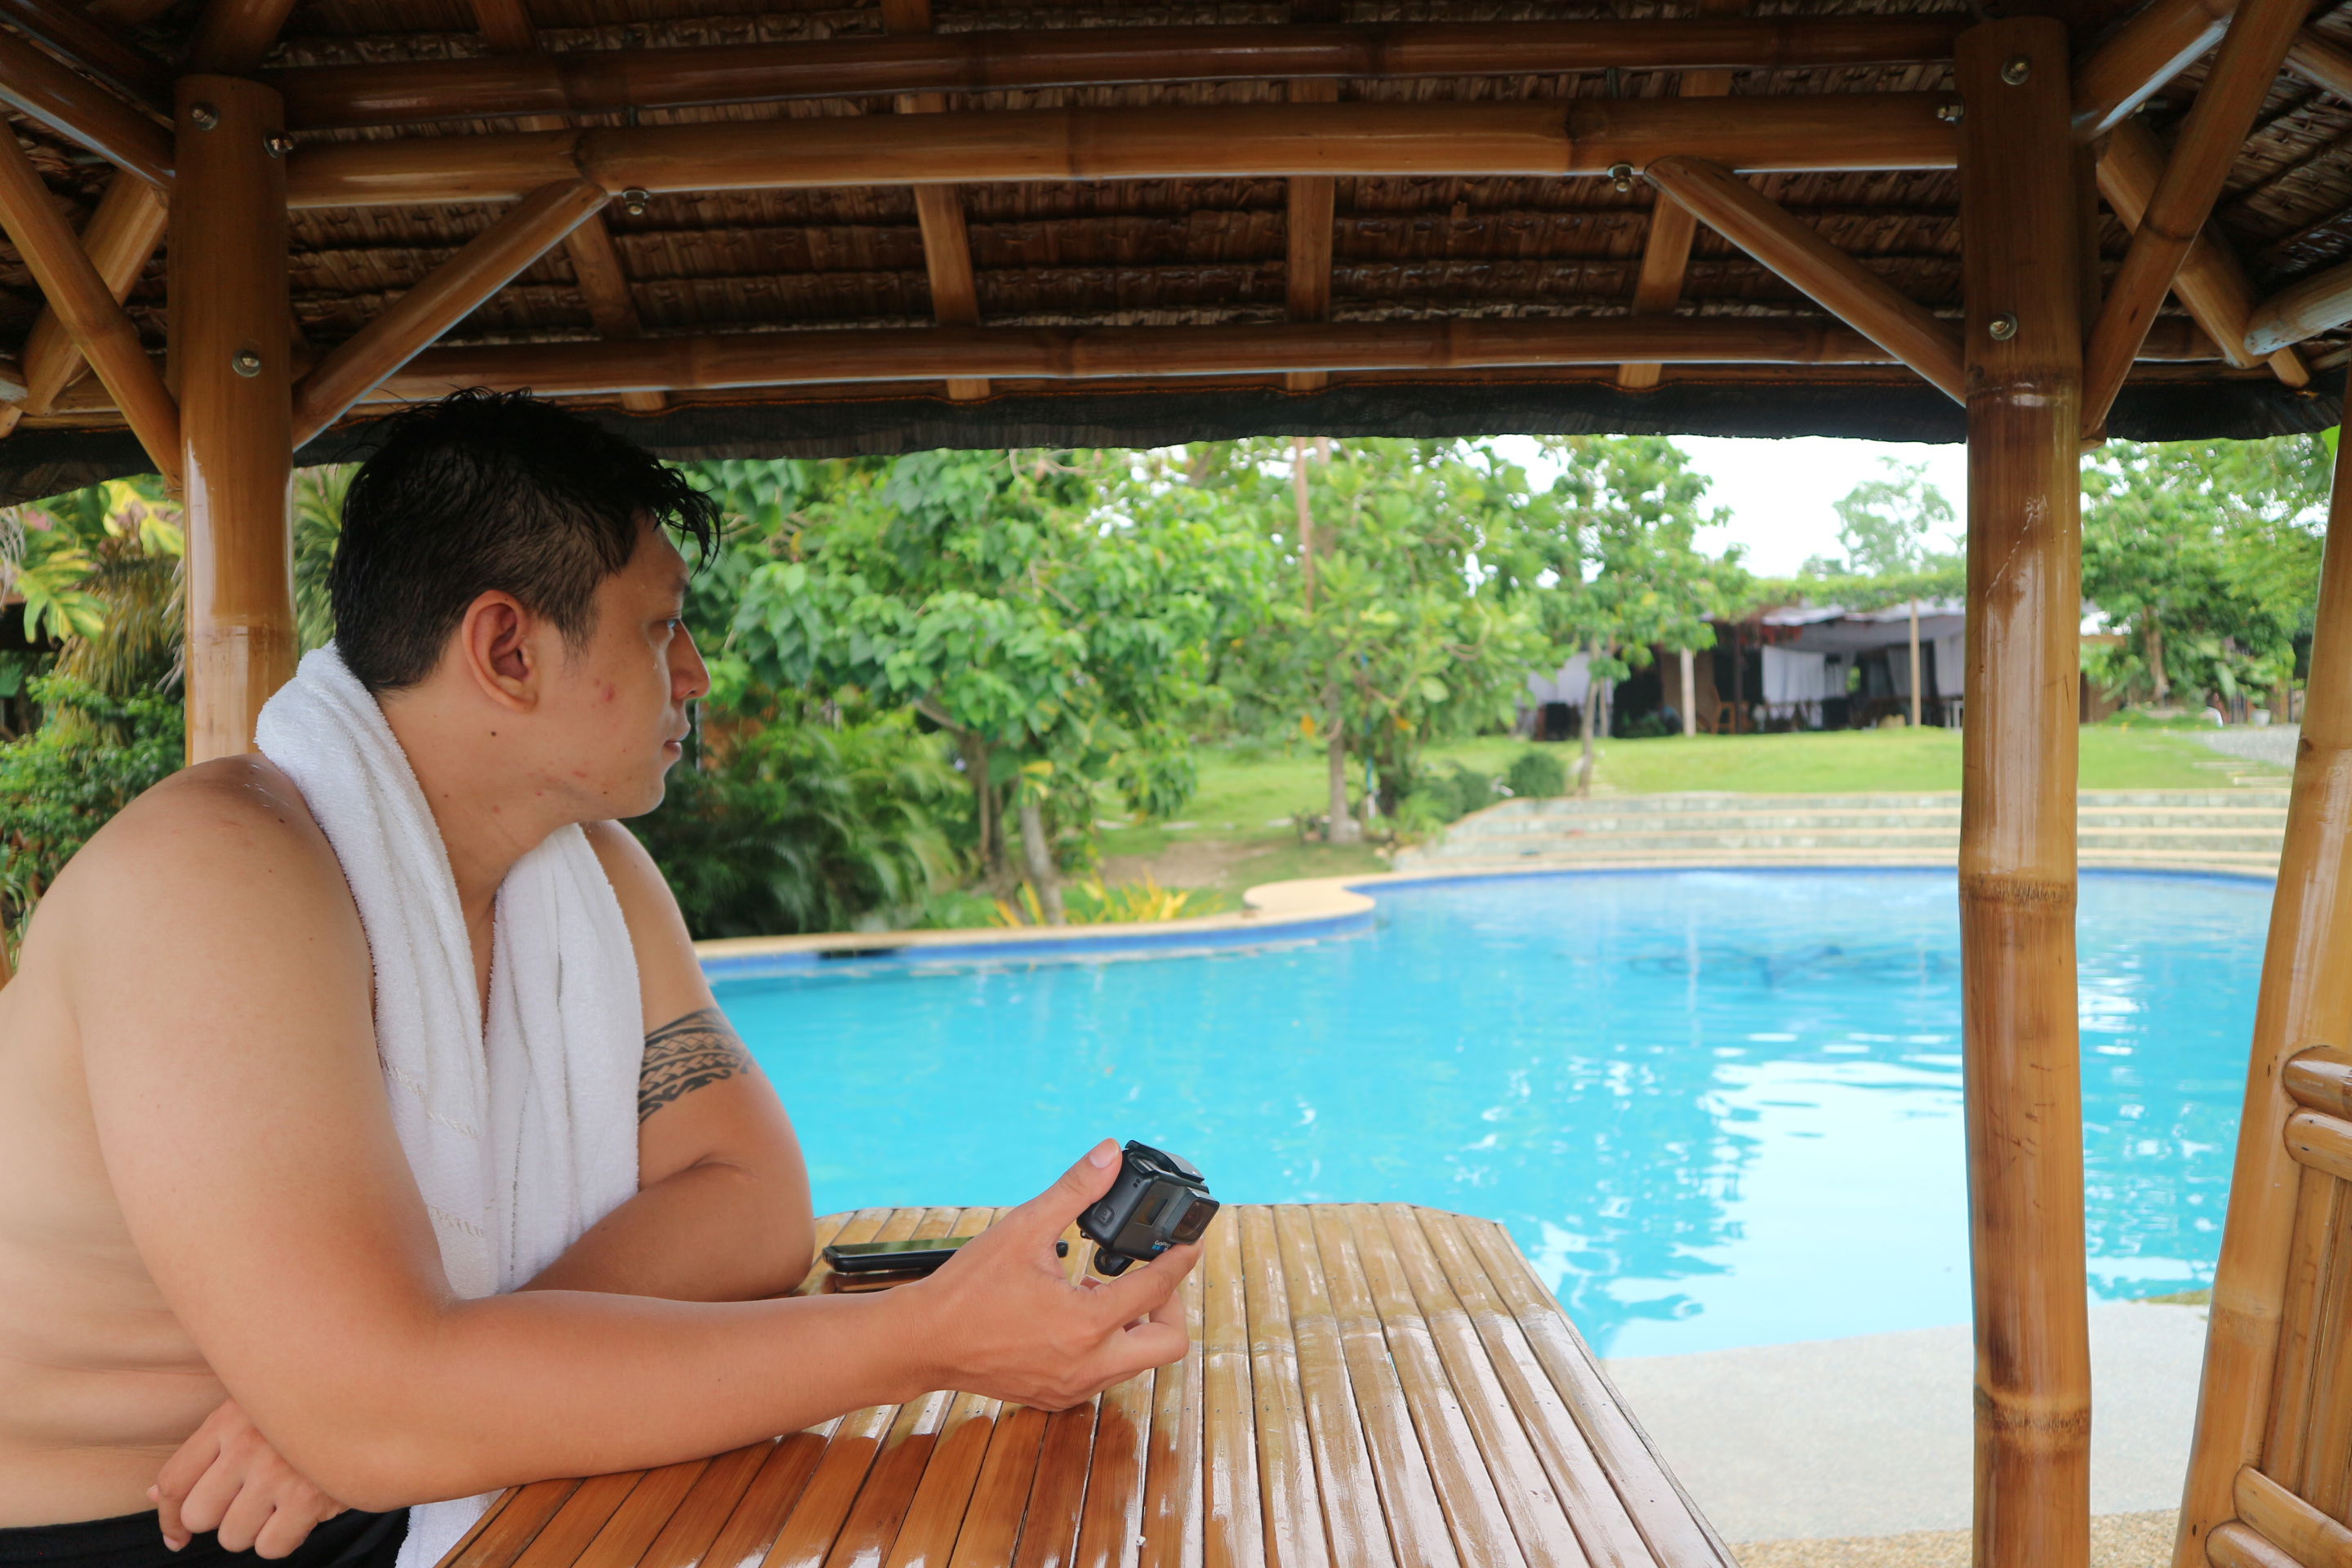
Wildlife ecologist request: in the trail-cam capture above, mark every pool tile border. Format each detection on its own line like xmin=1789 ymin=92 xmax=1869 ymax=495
xmin=691 ymin=857 xmax=2278 ymax=977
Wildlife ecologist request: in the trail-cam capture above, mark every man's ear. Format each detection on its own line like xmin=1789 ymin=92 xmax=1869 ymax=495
xmin=457 ymin=591 xmax=542 ymax=711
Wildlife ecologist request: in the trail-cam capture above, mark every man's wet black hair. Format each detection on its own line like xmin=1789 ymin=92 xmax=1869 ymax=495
xmin=329 ymin=390 xmax=719 ymax=693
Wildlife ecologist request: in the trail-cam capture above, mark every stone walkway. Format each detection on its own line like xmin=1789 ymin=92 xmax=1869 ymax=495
xmin=1603 ymin=1303 xmax=2209 ymax=1544
xmin=2197 ymin=724 xmax=2300 ymax=770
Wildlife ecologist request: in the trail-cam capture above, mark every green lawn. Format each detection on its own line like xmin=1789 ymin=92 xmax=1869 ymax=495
xmin=1085 ymin=724 xmax=2278 ymax=905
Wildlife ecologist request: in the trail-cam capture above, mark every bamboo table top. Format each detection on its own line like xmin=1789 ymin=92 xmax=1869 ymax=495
xmin=439 ymin=1202 xmax=1736 ymax=1568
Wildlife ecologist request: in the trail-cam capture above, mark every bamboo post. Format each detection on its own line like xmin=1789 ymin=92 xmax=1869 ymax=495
xmin=0 ymin=128 xmax=179 ymax=486
xmin=1679 ymin=646 xmax=1697 ymax=736
xmin=1645 ymin=154 xmax=1966 ymax=403
xmin=1284 ymin=77 xmax=1337 ymax=394
xmin=2080 ymin=0 xmax=2305 ymax=434
xmin=290 ymin=178 xmax=609 ymax=447
xmin=1956 ymin=20 xmax=2090 ymax=1568
xmin=173 ymin=76 xmax=295 ymax=763
xmin=882 ymin=0 xmax=989 ymax=402
xmin=2168 ymin=378 xmax=2352 ymax=1568
xmin=1618 ymin=0 xmax=1745 ymax=391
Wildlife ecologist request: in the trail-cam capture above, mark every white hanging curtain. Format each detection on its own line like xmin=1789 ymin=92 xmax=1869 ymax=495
xmin=1527 ymin=653 xmax=1592 ymax=706
xmin=1934 ymin=632 xmax=1966 ymax=697
xmin=1761 ymin=646 xmax=1832 ymax=705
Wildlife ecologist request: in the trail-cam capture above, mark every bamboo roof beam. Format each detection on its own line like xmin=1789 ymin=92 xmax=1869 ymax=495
xmin=2247 ymin=256 xmax=2352 ymax=352
xmin=462 ymin=0 xmax=666 ymax=415
xmin=0 ymin=0 xmax=169 ymax=105
xmin=2096 ymin=117 xmax=2307 ymax=381
xmin=185 ymin=0 xmax=301 ymax=75
xmin=0 ymin=171 xmax=163 ymax=443
xmin=884 ymin=0 xmax=986 ymax=402
xmin=2167 ymin=376 xmax=2352 ymax=1568
xmin=261 ymin=18 xmax=1967 ymax=132
xmin=0 ymin=114 xmax=175 ymax=483
xmin=39 ymin=314 xmax=2225 ymax=416
xmin=1646 ymin=154 xmax=1965 ymax=403
xmin=1619 ymin=0 xmax=1744 ymax=393
xmin=1285 ymin=75 xmax=1338 ymax=395
xmin=0 ymin=29 xmax=171 ymax=186
xmin=2287 ymin=28 xmax=2352 ymax=98
xmin=2082 ymin=0 xmax=2308 ymax=435
xmin=290 ymin=178 xmax=610 ymax=447
xmin=284 ymin=95 xmax=1961 ymax=210
xmin=2073 ymin=0 xmax=2233 ymax=140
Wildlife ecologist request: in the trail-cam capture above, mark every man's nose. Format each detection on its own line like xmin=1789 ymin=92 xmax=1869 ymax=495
xmin=675 ymin=628 xmax=712 ymax=702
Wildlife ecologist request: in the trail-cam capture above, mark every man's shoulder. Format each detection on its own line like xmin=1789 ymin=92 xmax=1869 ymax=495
xmin=49 ymin=756 xmax=354 ymax=936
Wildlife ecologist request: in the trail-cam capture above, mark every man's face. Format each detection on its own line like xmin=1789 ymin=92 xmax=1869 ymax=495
xmin=538 ymin=523 xmax=708 ymax=820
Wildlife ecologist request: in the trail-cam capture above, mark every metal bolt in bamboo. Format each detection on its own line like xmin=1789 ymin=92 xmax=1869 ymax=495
xmin=260 ymin=18 xmax=1967 ymax=131
xmin=0 ymin=127 xmax=178 ymax=486
xmin=0 ymin=29 xmax=174 ymax=187
xmin=291 ymin=178 xmax=611 ymax=447
xmin=2164 ymin=261 xmax=2352 ymax=1568
xmin=1645 ymin=154 xmax=1965 ymax=403
xmin=172 ymin=76 xmax=295 ymax=763
xmin=2080 ymin=0 xmax=2306 ymax=434
xmin=2096 ymin=118 xmax=2307 ymax=383
xmin=283 ymin=95 xmax=1962 ymax=209
xmin=1956 ymin=20 xmax=2091 ymax=1568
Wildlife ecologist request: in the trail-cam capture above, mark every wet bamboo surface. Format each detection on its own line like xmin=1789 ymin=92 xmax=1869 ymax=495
xmin=438 ymin=1204 xmax=1733 ymax=1568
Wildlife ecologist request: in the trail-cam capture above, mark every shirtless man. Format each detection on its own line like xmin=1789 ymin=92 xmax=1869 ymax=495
xmin=0 ymin=394 xmax=1197 ymax=1562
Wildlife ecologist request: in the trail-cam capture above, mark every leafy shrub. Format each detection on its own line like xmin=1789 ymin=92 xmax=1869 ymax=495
xmin=1506 ymin=749 xmax=1567 ymax=800
xmin=633 ymin=713 xmax=968 ymax=938
xmin=992 ymin=875 xmax=1218 ymax=926
xmin=0 ymin=676 xmax=185 ymax=956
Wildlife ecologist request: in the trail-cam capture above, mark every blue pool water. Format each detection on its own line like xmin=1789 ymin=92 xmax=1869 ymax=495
xmin=715 ymin=870 xmax=2266 ymax=1358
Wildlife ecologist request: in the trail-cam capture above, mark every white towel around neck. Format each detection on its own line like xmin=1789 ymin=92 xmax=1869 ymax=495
xmin=256 ymin=645 xmax=643 ymax=1566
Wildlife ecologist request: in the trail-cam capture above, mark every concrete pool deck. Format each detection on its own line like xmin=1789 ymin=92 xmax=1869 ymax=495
xmin=1603 ymin=1301 xmax=2210 ymax=1545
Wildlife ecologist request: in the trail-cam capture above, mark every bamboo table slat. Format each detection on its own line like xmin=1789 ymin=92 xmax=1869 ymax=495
xmin=439 ymin=1204 xmax=1737 ymax=1568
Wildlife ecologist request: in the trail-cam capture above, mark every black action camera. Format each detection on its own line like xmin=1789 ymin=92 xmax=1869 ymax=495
xmin=1077 ymin=1141 xmax=1219 ymax=1276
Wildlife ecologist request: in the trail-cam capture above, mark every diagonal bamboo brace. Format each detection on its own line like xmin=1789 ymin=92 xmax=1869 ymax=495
xmin=291 ymin=178 xmax=611 ymax=447
xmin=1645 ymin=153 xmax=1965 ymax=402
xmin=0 ymin=125 xmax=177 ymax=486
xmin=2081 ymin=0 xmax=2306 ymax=434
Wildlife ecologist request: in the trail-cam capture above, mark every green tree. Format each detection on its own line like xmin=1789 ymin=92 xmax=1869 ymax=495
xmin=1799 ymin=459 xmax=1961 ymax=727
xmin=722 ymin=449 xmax=1258 ymax=922
xmin=2080 ymin=436 xmax=2329 ymax=713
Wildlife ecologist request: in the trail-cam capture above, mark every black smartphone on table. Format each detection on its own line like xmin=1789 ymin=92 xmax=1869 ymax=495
xmin=822 ymin=1235 xmax=970 ymax=1275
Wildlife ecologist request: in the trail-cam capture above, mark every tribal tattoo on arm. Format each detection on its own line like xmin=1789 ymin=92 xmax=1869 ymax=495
xmin=639 ymin=1006 xmax=757 ymax=1123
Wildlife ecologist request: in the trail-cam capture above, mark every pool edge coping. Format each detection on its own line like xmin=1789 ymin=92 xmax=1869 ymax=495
xmin=692 ymin=854 xmax=2278 ymax=976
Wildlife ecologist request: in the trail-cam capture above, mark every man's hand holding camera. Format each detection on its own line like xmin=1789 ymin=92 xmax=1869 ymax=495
xmin=891 ymin=1140 xmax=1205 ymax=1410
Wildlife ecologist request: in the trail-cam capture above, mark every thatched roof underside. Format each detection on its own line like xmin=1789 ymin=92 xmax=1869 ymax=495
xmin=5 ymin=0 xmax=2352 ymax=495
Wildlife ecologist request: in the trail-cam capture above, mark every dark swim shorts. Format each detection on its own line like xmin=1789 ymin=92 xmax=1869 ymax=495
xmin=0 ymin=1508 xmax=407 ymax=1568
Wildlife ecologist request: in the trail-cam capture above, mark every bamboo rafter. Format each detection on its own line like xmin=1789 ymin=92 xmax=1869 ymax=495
xmin=2082 ymin=0 xmax=2310 ymax=433
xmin=0 ymin=29 xmax=172 ymax=186
xmin=259 ymin=18 xmax=1968 ymax=131
xmin=0 ymin=118 xmax=176 ymax=483
xmin=1285 ymin=74 xmax=1339 ymax=396
xmin=281 ymin=96 xmax=1962 ymax=210
xmin=1646 ymin=155 xmax=1966 ymax=403
xmin=0 ymin=0 xmax=171 ymax=105
xmin=883 ymin=0 xmax=987 ymax=403
xmin=1619 ymin=0 xmax=1747 ymax=393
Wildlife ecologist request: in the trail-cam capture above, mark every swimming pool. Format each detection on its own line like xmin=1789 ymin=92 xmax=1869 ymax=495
xmin=714 ymin=869 xmax=2266 ymax=1358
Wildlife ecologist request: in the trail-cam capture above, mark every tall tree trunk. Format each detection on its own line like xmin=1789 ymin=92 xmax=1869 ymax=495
xmin=1325 ymin=693 xmax=1360 ymax=844
xmin=1016 ymin=791 xmax=1067 ymax=924
xmin=1909 ymin=596 xmax=1923 ymax=728
xmin=1679 ymin=645 xmax=1697 ymax=737
xmin=960 ymin=733 xmax=1008 ymax=889
xmin=2146 ymin=612 xmax=2170 ymax=706
xmin=1291 ymin=435 xmax=1318 ymax=612
xmin=1577 ymin=648 xmax=1600 ymax=796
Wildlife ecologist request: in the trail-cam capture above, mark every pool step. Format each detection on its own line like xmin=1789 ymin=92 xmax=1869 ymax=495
xmin=1395 ymin=790 xmax=2289 ymax=873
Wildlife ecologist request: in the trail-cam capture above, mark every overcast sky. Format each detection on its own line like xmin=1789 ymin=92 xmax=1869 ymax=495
xmin=1496 ymin=434 xmax=1973 ymax=577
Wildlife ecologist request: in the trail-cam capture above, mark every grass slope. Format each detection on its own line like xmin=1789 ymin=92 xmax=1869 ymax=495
xmin=1090 ymin=725 xmax=2277 ymax=906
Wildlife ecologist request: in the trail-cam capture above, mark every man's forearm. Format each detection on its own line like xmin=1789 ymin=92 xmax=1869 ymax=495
xmin=523 ymin=1160 xmax=815 ymax=1300
xmin=262 ymin=1284 xmax=929 ymax=1512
